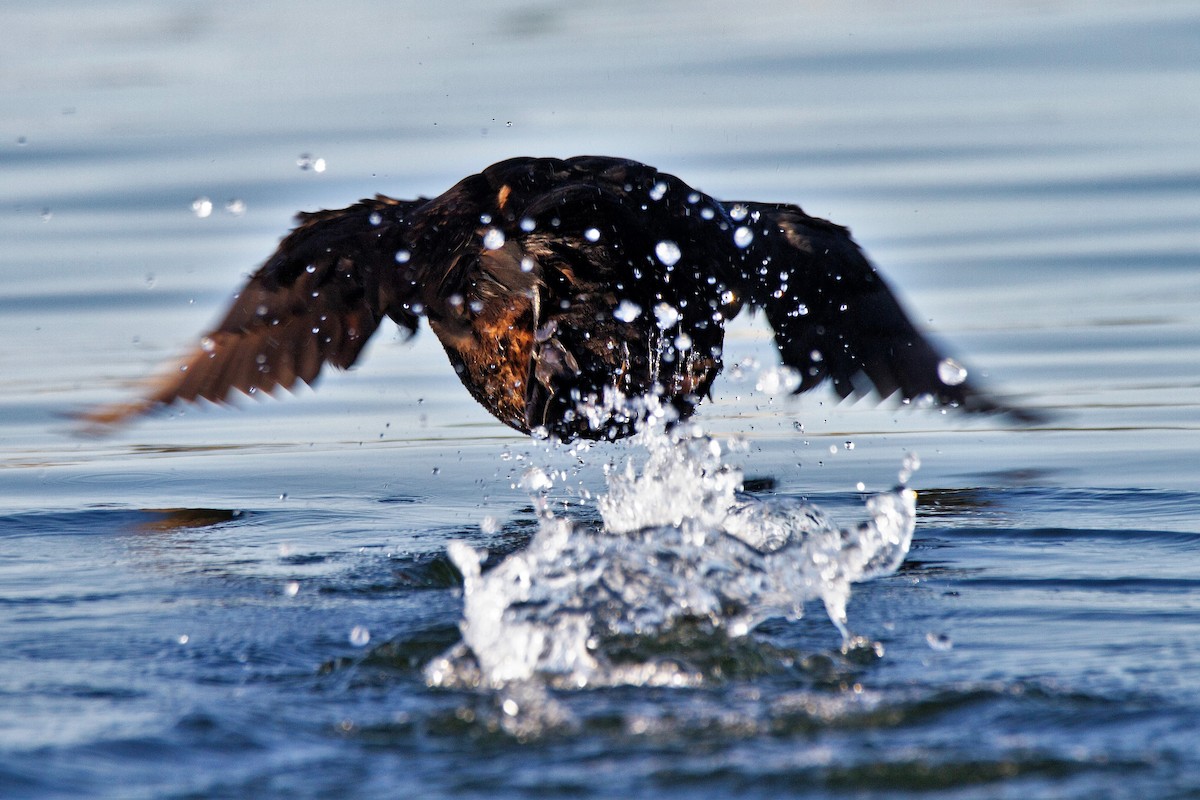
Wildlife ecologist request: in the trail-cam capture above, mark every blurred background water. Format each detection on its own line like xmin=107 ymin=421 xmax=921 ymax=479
xmin=2 ymin=1 xmax=1198 ymax=797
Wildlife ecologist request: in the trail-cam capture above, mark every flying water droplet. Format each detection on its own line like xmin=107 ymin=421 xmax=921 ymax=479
xmin=937 ymin=357 xmax=968 ymax=386
xmin=521 ymin=466 xmax=554 ymax=492
xmin=654 ymin=240 xmax=681 ymax=266
xmin=728 ymin=203 xmax=749 ymax=221
xmin=482 ymin=228 xmax=506 ymax=250
xmin=199 ymin=336 xmax=216 ymax=353
xmin=649 ymin=182 xmax=668 ymax=201
xmin=584 ymin=227 xmax=601 ymax=242
xmin=653 ymin=303 xmax=680 ymax=330
xmin=296 ymin=153 xmax=326 ymax=172
xmin=191 ymin=197 xmax=213 ymax=218
xmin=520 ymin=217 xmax=536 ymax=232
xmin=394 ymin=249 xmax=411 ymax=264
xmin=614 ymin=300 xmax=642 ymax=323
xmin=755 ymin=366 xmax=802 ymax=394
xmin=349 ymin=626 xmax=371 ymax=647
xmin=926 ymin=632 xmax=953 ymax=651
xmin=733 ymin=226 xmax=754 ymax=248
xmin=224 ymin=198 xmax=246 ymax=216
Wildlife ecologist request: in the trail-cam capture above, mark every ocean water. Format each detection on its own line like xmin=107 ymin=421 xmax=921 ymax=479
xmin=2 ymin=1 xmax=1198 ymax=797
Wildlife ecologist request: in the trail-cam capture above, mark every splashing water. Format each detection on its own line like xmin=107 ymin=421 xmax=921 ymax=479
xmin=425 ymin=398 xmax=917 ymax=695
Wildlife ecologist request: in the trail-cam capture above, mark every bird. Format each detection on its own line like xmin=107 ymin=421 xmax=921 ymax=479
xmin=83 ymin=155 xmax=1025 ymax=440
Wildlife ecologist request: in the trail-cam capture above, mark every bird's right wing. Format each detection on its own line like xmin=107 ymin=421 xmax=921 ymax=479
xmin=739 ymin=202 xmax=1024 ymax=417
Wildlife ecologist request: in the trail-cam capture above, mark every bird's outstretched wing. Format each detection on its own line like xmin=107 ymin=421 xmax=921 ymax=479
xmin=80 ymin=197 xmax=425 ymax=427
xmin=738 ymin=202 xmax=1024 ymax=417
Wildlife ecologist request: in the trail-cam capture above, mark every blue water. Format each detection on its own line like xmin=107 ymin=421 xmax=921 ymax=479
xmin=2 ymin=1 xmax=1199 ymax=797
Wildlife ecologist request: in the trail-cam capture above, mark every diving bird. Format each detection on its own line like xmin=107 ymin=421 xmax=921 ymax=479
xmin=84 ymin=155 xmax=1023 ymax=439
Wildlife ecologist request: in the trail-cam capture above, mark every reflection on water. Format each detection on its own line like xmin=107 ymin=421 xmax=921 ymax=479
xmin=1 ymin=0 xmax=1198 ymax=797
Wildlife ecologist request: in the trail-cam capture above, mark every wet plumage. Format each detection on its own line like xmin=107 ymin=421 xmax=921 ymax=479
xmin=85 ymin=155 xmax=1021 ymax=439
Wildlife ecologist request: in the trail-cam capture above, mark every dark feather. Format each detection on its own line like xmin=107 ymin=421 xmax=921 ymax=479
xmin=82 ymin=156 xmax=1034 ymax=434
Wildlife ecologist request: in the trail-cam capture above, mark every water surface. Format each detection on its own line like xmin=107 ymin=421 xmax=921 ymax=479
xmin=2 ymin=1 xmax=1198 ymax=797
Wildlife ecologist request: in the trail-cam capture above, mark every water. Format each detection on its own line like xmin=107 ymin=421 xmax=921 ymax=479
xmin=2 ymin=1 xmax=1199 ymax=797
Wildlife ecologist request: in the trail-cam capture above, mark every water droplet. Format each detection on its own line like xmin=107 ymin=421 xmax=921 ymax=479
xmin=520 ymin=257 xmax=535 ymax=273
xmin=191 ymin=196 xmax=213 ymax=218
xmin=519 ymin=217 xmax=536 ymax=232
xmin=40 ymin=208 xmax=53 ymax=223
xmin=756 ymin=366 xmax=802 ymax=394
xmin=394 ymin=249 xmax=411 ymax=264
xmin=199 ymin=336 xmax=216 ymax=353
xmin=654 ymin=240 xmax=681 ymax=266
xmin=479 ymin=213 xmax=492 ymax=224
xmin=177 ymin=634 xmax=189 ymax=645
xmin=224 ymin=198 xmax=246 ymax=216
xmin=686 ymin=192 xmax=701 ymax=204
xmin=728 ymin=203 xmax=749 ymax=221
xmin=16 ymin=136 xmax=28 ymax=146
xmin=614 ymin=300 xmax=642 ymax=322
xmin=520 ymin=466 xmax=554 ymax=491
xmin=480 ymin=515 xmax=501 ymax=535
xmin=145 ymin=273 xmax=157 ymax=289
xmin=926 ymin=632 xmax=953 ymax=651
xmin=937 ymin=357 xmax=968 ymax=386
xmin=297 ymin=153 xmax=326 ymax=172
xmin=700 ymin=207 xmax=715 ymax=220
xmin=349 ymin=626 xmax=371 ymax=647
xmin=733 ymin=226 xmax=754 ymax=248
xmin=653 ymin=303 xmax=680 ymax=330
xmin=482 ymin=228 xmax=506 ymax=250
xmin=649 ymin=181 xmax=668 ymax=201
xmin=368 ymin=211 xmax=383 ymax=226
xmin=674 ymin=332 xmax=692 ymax=352
xmin=284 ymin=581 xmax=300 ymax=597
xmin=584 ymin=227 xmax=601 ymax=242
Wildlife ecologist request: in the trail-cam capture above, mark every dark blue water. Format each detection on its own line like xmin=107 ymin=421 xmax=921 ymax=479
xmin=3 ymin=1 xmax=1199 ymax=797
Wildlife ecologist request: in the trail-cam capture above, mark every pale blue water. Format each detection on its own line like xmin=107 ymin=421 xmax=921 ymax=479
xmin=2 ymin=1 xmax=1199 ymax=797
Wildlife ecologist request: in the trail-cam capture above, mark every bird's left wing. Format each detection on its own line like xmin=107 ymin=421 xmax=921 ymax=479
xmin=81 ymin=197 xmax=425 ymax=427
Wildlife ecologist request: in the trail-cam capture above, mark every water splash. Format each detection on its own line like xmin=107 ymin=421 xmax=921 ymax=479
xmin=425 ymin=399 xmax=917 ymax=695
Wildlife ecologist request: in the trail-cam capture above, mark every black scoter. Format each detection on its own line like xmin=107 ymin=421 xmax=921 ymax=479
xmin=85 ymin=155 xmax=1023 ymax=438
